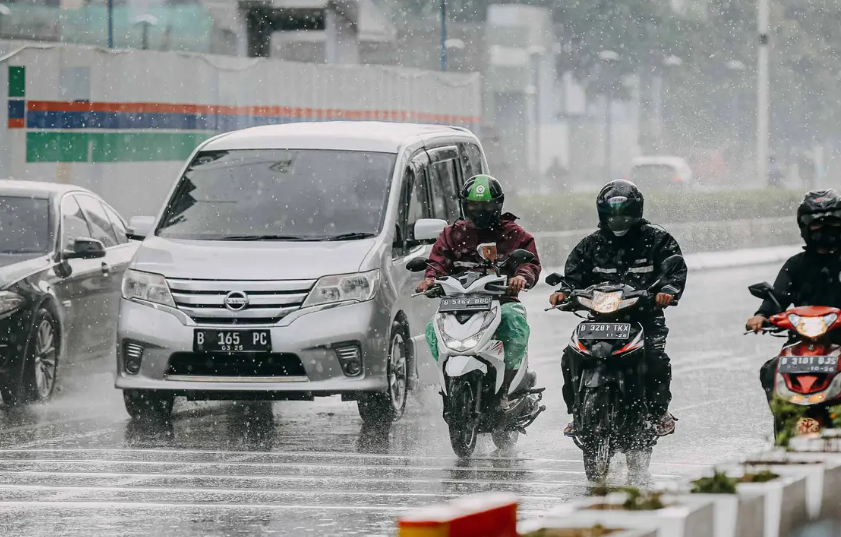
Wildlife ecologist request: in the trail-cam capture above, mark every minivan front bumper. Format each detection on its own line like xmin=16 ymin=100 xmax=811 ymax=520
xmin=115 ymin=297 xmax=390 ymax=398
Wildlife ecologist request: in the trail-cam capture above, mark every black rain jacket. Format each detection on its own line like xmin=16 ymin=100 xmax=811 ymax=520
xmin=756 ymin=249 xmax=841 ymax=317
xmin=562 ymin=220 xmax=688 ymax=318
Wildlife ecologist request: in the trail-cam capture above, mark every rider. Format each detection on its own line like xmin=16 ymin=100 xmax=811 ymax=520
xmin=747 ymin=189 xmax=841 ymax=402
xmin=549 ymin=180 xmax=688 ymax=437
xmin=417 ymin=174 xmax=541 ymax=405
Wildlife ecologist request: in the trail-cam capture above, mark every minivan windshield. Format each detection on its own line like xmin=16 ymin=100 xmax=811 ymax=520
xmin=0 ymin=196 xmax=52 ymax=254
xmin=630 ymin=164 xmax=681 ymax=189
xmin=157 ymin=149 xmax=396 ymax=241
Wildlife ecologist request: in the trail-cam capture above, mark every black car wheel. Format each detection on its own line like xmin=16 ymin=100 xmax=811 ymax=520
xmin=123 ymin=390 xmax=175 ymax=421
xmin=1 ymin=308 xmax=59 ymax=406
xmin=357 ymin=323 xmax=408 ymax=426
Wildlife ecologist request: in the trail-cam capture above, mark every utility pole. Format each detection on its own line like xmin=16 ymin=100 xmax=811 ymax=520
xmin=107 ymin=0 xmax=114 ymax=48
xmin=757 ymin=0 xmax=770 ymax=186
xmin=440 ymin=0 xmax=447 ymax=72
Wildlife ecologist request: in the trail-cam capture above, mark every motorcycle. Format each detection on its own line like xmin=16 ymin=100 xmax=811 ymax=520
xmin=406 ymin=243 xmax=546 ymax=458
xmin=748 ymin=282 xmax=841 ymax=439
xmin=545 ymin=254 xmax=683 ymax=483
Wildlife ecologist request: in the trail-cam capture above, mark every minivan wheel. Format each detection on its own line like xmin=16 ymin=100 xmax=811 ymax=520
xmin=123 ymin=390 xmax=175 ymax=421
xmin=357 ymin=324 xmax=408 ymax=426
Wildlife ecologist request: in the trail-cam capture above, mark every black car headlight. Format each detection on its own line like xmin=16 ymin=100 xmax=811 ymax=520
xmin=0 ymin=291 xmax=25 ymax=320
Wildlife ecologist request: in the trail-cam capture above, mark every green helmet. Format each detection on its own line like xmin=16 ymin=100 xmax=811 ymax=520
xmin=460 ymin=175 xmax=505 ymax=229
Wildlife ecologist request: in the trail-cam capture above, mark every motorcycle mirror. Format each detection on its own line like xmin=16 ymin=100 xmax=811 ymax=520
xmin=477 ymin=243 xmax=498 ymax=263
xmin=660 ymin=254 xmax=684 ymax=274
xmin=507 ymin=249 xmax=535 ymax=266
xmin=406 ymin=257 xmax=430 ymax=272
xmin=545 ymin=272 xmax=565 ymax=287
xmin=748 ymin=281 xmax=782 ymax=309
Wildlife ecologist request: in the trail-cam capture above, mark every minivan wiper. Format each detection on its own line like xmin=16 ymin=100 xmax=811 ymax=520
xmin=218 ymin=235 xmax=315 ymax=241
xmin=324 ymin=232 xmax=376 ymax=241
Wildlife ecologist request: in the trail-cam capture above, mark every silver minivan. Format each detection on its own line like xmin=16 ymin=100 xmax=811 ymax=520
xmin=116 ymin=121 xmax=488 ymax=424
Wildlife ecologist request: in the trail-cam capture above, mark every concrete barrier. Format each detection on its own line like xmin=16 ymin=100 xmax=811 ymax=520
xmin=533 ymin=217 xmax=797 ymax=268
xmin=397 ymin=492 xmax=518 ymax=537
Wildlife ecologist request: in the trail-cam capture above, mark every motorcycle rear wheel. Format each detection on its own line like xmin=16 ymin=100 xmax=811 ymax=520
xmin=448 ymin=380 xmax=478 ymax=458
xmin=626 ymin=449 xmax=652 ymax=486
xmin=491 ymin=429 xmax=519 ymax=451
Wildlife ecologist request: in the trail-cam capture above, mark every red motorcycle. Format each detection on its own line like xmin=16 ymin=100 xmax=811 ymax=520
xmin=749 ymin=282 xmax=841 ymax=437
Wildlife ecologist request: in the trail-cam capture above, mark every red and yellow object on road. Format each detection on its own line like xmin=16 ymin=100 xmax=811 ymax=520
xmin=398 ymin=493 xmax=518 ymax=537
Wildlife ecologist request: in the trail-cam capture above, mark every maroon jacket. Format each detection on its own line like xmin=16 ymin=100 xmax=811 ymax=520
xmin=424 ymin=213 xmax=541 ymax=301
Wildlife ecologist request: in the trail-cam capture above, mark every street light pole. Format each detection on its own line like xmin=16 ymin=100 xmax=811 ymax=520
xmin=440 ymin=0 xmax=447 ymax=72
xmin=757 ymin=0 xmax=770 ymax=185
xmin=598 ymin=50 xmax=620 ymax=180
xmin=107 ymin=0 xmax=114 ymax=49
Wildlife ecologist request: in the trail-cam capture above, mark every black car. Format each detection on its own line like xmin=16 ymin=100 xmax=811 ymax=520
xmin=0 ymin=180 xmax=138 ymax=406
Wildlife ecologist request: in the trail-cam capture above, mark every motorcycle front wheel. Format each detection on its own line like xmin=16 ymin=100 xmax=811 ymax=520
xmin=583 ymin=439 xmax=611 ymax=483
xmin=447 ymin=379 xmax=479 ymax=458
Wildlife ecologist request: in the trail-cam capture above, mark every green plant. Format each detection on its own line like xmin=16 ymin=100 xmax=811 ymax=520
xmin=740 ymin=470 xmax=780 ymax=484
xmin=770 ymin=396 xmax=809 ymax=448
xmin=621 ymin=487 xmax=665 ymax=511
xmin=520 ymin=526 xmax=614 ymax=537
xmin=691 ymin=471 xmax=739 ymax=494
xmin=828 ymin=405 xmax=841 ymax=429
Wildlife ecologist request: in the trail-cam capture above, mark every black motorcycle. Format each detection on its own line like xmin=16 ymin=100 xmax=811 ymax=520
xmin=545 ymin=254 xmax=682 ymax=483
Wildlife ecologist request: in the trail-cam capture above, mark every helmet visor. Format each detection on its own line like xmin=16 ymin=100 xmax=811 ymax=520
xmin=606 ymin=215 xmax=640 ymax=234
xmin=464 ymin=200 xmax=502 ymax=229
xmin=800 ymin=210 xmax=841 ymax=226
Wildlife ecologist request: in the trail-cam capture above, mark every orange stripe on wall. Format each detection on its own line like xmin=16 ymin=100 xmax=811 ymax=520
xmin=25 ymin=100 xmax=480 ymax=124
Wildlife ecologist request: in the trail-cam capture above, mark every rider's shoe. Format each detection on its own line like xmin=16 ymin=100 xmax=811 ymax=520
xmin=563 ymin=421 xmax=576 ymax=437
xmin=654 ymin=413 xmax=677 ymax=436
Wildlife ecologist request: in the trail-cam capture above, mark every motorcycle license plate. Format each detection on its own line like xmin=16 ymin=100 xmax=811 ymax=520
xmin=439 ymin=296 xmax=492 ymax=312
xmin=577 ymin=323 xmax=631 ymax=340
xmin=193 ymin=330 xmax=271 ymax=353
xmin=779 ymin=355 xmax=839 ymax=374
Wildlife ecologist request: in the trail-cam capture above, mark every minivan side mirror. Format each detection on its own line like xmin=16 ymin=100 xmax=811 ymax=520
xmin=414 ymin=219 xmax=447 ymax=243
xmin=127 ymin=216 xmax=155 ymax=241
xmin=406 ymin=257 xmax=430 ymax=272
xmin=63 ymin=237 xmax=106 ymax=260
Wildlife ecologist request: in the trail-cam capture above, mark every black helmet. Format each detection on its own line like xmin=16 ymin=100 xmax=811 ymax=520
xmin=797 ymin=189 xmax=841 ymax=250
xmin=596 ymin=180 xmax=644 ymax=237
xmin=460 ymin=174 xmax=505 ymax=229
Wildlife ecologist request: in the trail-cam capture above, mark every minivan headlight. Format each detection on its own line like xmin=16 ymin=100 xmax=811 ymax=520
xmin=121 ymin=269 xmax=175 ymax=307
xmin=303 ymin=270 xmax=381 ymax=308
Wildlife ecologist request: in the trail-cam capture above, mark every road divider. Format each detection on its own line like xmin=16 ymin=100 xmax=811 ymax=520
xmin=397 ymin=429 xmax=841 ymax=537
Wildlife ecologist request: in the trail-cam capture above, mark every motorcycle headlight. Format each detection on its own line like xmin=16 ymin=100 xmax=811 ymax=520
xmin=437 ymin=307 xmax=498 ymax=352
xmin=618 ymin=297 xmax=640 ymax=310
xmin=788 ymin=313 xmax=836 ymax=338
xmin=592 ymin=291 xmax=622 ymax=313
xmin=121 ymin=269 xmax=175 ymax=307
xmin=0 ymin=291 xmax=25 ymax=319
xmin=303 ymin=270 xmax=381 ymax=308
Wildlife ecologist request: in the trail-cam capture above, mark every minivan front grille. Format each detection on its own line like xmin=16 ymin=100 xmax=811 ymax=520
xmin=167 ymin=278 xmax=316 ymax=325
xmin=166 ymin=352 xmax=307 ymax=378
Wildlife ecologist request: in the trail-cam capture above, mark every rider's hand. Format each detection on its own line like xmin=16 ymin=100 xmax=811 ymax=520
xmin=746 ymin=315 xmax=768 ymax=333
xmin=508 ymin=276 xmax=528 ymax=294
xmin=655 ymin=293 xmax=674 ymax=308
xmin=416 ymin=278 xmax=435 ymax=293
xmin=549 ymin=292 xmax=566 ymax=307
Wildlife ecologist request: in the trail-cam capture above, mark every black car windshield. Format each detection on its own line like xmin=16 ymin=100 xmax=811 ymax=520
xmin=0 ymin=196 xmax=52 ymax=254
xmin=157 ymin=149 xmax=396 ymax=241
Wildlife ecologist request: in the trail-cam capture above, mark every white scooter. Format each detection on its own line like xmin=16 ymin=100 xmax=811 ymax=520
xmin=407 ymin=244 xmax=545 ymax=457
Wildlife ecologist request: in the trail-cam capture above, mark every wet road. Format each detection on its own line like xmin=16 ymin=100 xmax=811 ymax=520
xmin=0 ymin=264 xmax=783 ymax=536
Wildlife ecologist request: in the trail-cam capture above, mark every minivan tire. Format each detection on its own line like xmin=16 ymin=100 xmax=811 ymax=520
xmin=357 ymin=323 xmax=408 ymax=426
xmin=123 ymin=390 xmax=175 ymax=421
